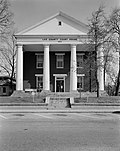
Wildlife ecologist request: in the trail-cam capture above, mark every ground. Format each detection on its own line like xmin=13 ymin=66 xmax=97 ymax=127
xmin=0 ymin=96 xmax=120 ymax=104
xmin=0 ymin=112 xmax=120 ymax=151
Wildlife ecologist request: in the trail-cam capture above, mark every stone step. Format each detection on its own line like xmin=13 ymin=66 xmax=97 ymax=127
xmin=48 ymin=97 xmax=71 ymax=108
xmin=50 ymin=97 xmax=67 ymax=100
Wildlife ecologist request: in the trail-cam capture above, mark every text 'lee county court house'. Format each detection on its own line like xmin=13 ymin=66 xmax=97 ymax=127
xmin=15 ymin=11 xmax=105 ymax=96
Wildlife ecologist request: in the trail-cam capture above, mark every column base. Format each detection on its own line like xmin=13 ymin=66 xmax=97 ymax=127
xmin=40 ymin=90 xmax=51 ymax=96
xmin=70 ymin=90 xmax=79 ymax=93
xmin=69 ymin=90 xmax=79 ymax=99
xmin=99 ymin=90 xmax=108 ymax=96
xmin=45 ymin=97 xmax=50 ymax=104
xmin=11 ymin=90 xmax=31 ymax=97
xmin=70 ymin=90 xmax=79 ymax=95
xmin=70 ymin=97 xmax=74 ymax=104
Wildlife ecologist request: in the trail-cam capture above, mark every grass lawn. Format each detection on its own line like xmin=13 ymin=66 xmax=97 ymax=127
xmin=0 ymin=96 xmax=45 ymax=104
xmin=0 ymin=95 xmax=120 ymax=105
xmin=74 ymin=96 xmax=120 ymax=104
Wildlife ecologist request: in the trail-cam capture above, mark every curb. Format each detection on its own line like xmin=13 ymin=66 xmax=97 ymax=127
xmin=0 ymin=103 xmax=48 ymax=106
xmin=72 ymin=103 xmax=120 ymax=106
xmin=0 ymin=109 xmax=119 ymax=113
xmin=0 ymin=103 xmax=120 ymax=106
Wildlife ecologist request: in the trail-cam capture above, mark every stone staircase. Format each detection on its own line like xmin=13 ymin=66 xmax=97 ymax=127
xmin=48 ymin=97 xmax=69 ymax=108
xmin=48 ymin=92 xmax=80 ymax=98
xmin=46 ymin=91 xmax=108 ymax=107
xmin=46 ymin=92 xmax=78 ymax=108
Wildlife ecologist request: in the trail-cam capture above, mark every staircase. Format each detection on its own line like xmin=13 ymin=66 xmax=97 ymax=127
xmin=48 ymin=97 xmax=68 ymax=108
xmin=47 ymin=92 xmax=77 ymax=108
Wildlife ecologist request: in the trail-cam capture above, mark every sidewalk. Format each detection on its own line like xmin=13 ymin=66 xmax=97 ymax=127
xmin=0 ymin=105 xmax=120 ymax=113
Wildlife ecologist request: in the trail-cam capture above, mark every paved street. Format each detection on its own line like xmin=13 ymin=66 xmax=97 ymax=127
xmin=0 ymin=112 xmax=120 ymax=151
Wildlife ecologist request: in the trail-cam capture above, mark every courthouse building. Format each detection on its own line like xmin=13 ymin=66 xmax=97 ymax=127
xmin=15 ymin=12 xmax=104 ymax=98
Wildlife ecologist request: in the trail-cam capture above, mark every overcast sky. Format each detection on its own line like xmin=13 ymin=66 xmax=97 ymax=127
xmin=10 ymin=0 xmax=119 ymax=32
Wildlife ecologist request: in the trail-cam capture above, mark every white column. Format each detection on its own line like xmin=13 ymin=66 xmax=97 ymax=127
xmin=70 ymin=44 xmax=77 ymax=92
xmin=43 ymin=44 xmax=50 ymax=91
xmin=97 ymin=47 xmax=104 ymax=91
xmin=16 ymin=44 xmax=23 ymax=90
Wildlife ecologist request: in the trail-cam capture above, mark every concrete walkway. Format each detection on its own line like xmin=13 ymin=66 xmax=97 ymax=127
xmin=0 ymin=105 xmax=120 ymax=113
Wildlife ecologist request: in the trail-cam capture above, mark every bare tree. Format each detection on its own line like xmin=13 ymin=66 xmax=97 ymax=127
xmin=0 ymin=0 xmax=13 ymax=37
xmin=0 ymin=31 xmax=16 ymax=93
xmin=0 ymin=0 xmax=14 ymax=93
xmin=106 ymin=8 xmax=120 ymax=96
xmin=88 ymin=6 xmax=108 ymax=97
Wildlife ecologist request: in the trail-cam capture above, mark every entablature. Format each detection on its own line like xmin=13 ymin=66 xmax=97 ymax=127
xmin=15 ymin=34 xmax=91 ymax=45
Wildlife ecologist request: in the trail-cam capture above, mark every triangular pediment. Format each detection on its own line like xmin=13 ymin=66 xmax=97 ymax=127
xmin=16 ymin=11 xmax=88 ymax=36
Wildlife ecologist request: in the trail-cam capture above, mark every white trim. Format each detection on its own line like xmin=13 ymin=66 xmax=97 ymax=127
xmin=35 ymin=75 xmax=43 ymax=90
xmin=55 ymin=53 xmax=65 ymax=55
xmin=53 ymin=74 xmax=67 ymax=77
xmin=56 ymin=67 xmax=64 ymax=69
xmin=16 ymin=41 xmax=86 ymax=45
xmin=36 ymin=53 xmax=44 ymax=69
xmin=56 ymin=54 xmax=64 ymax=68
xmin=53 ymin=74 xmax=67 ymax=92
xmin=35 ymin=53 xmax=44 ymax=55
xmin=77 ymin=74 xmax=85 ymax=76
xmin=55 ymin=76 xmax=65 ymax=92
xmin=35 ymin=74 xmax=43 ymax=76
xmin=77 ymin=53 xmax=85 ymax=55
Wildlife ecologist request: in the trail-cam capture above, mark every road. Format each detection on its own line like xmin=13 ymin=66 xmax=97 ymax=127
xmin=0 ymin=112 xmax=120 ymax=151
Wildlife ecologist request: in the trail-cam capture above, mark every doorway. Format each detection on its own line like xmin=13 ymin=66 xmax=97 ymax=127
xmin=54 ymin=75 xmax=67 ymax=92
xmin=56 ymin=78 xmax=64 ymax=92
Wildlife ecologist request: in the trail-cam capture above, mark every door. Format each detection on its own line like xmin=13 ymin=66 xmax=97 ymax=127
xmin=56 ymin=80 xmax=64 ymax=92
xmin=55 ymin=77 xmax=65 ymax=92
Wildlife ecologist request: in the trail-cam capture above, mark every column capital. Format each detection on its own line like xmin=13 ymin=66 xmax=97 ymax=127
xmin=43 ymin=44 xmax=50 ymax=48
xmin=71 ymin=44 xmax=77 ymax=48
xmin=16 ymin=44 xmax=23 ymax=47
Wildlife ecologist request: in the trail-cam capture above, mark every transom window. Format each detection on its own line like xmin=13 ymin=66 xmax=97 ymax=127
xmin=77 ymin=76 xmax=84 ymax=90
xmin=36 ymin=75 xmax=43 ymax=91
xmin=77 ymin=54 xmax=84 ymax=68
xmin=56 ymin=53 xmax=64 ymax=68
xmin=36 ymin=54 xmax=44 ymax=68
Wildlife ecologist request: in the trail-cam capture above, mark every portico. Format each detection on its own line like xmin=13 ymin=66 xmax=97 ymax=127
xmin=16 ymin=42 xmax=79 ymax=92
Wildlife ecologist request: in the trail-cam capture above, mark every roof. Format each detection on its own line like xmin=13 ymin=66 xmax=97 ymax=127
xmin=0 ymin=80 xmax=16 ymax=86
xmin=16 ymin=11 xmax=89 ymax=36
xmin=0 ymin=76 xmax=16 ymax=85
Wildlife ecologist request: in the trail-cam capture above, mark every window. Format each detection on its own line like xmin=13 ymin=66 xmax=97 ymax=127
xmin=36 ymin=76 xmax=43 ymax=91
xmin=77 ymin=76 xmax=84 ymax=90
xmin=58 ymin=21 xmax=62 ymax=26
xmin=77 ymin=54 xmax=84 ymax=68
xmin=36 ymin=54 xmax=44 ymax=68
xmin=56 ymin=54 xmax=64 ymax=68
xmin=3 ymin=87 xmax=6 ymax=94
